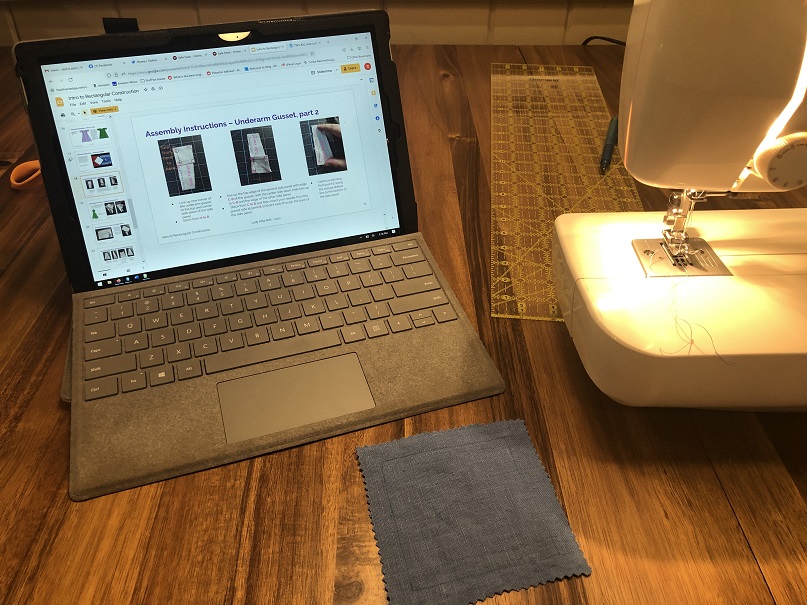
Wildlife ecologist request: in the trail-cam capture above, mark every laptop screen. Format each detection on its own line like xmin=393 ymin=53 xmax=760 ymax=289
xmin=36 ymin=22 xmax=404 ymax=288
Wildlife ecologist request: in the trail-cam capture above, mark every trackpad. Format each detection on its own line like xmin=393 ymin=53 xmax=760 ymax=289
xmin=217 ymin=353 xmax=376 ymax=444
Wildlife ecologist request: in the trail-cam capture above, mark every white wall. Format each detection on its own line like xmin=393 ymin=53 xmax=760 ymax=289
xmin=0 ymin=1 xmax=632 ymax=46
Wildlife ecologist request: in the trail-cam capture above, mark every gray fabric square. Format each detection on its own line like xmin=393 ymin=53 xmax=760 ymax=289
xmin=356 ymin=420 xmax=590 ymax=604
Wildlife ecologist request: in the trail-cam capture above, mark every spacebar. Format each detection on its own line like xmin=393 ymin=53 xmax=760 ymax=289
xmin=204 ymin=331 xmax=342 ymax=374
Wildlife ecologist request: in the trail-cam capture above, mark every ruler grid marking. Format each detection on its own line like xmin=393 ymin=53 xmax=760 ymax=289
xmin=490 ymin=63 xmax=643 ymax=321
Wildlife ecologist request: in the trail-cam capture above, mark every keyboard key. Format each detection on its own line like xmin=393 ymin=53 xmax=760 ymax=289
xmin=348 ymin=290 xmax=372 ymax=306
xmin=338 ymin=276 xmax=361 ymax=291
xmin=315 ymin=280 xmax=339 ymax=296
xmin=170 ymin=308 xmax=194 ymax=325
xmin=205 ymin=330 xmax=341 ymax=374
xmin=85 ymin=338 xmax=122 ymax=361
xmin=246 ymin=327 xmax=270 ymax=346
xmin=228 ymin=312 xmax=253 ymax=330
xmin=140 ymin=349 xmax=164 ymax=368
xmin=370 ymin=285 xmax=395 ymax=302
xmin=348 ymin=259 xmax=371 ymax=273
xmin=187 ymin=289 xmax=209 ymax=304
xmin=192 ymin=278 xmax=215 ymax=288
xmin=259 ymin=275 xmax=282 ymax=291
xmin=414 ymin=316 xmax=436 ymax=328
xmin=194 ymin=304 xmax=219 ymax=320
xmin=220 ymin=333 xmax=245 ymax=351
xmin=278 ymin=303 xmax=302 ymax=321
xmin=124 ymin=334 xmax=148 ymax=352
xmin=366 ymin=302 xmax=390 ymax=320
xmin=327 ymin=263 xmax=349 ymax=278
xmin=271 ymin=322 xmax=295 ymax=340
xmin=203 ymin=318 xmax=227 ymax=336
xmin=121 ymin=371 xmax=147 ymax=393
xmin=118 ymin=291 xmax=141 ymax=302
xmin=143 ymin=312 xmax=168 ymax=330
xmin=136 ymin=298 xmax=159 ymax=315
xmin=381 ymin=267 xmax=405 ymax=283
xmin=193 ymin=338 xmax=218 ymax=357
xmin=149 ymin=365 xmax=175 ymax=386
xmin=177 ymin=360 xmax=203 ymax=381
xmin=392 ymin=277 xmax=440 ymax=297
xmin=85 ymin=354 xmax=136 ymax=380
xmin=85 ymin=323 xmax=115 ymax=343
xmin=177 ymin=324 xmax=202 ymax=341
xmin=84 ymin=295 xmax=115 ymax=308
xmin=389 ymin=289 xmax=449 ymax=315
xmin=341 ymin=325 xmax=365 ymax=343
xmin=220 ymin=299 xmax=244 ymax=315
xmin=166 ymin=343 xmax=192 ymax=363
xmin=295 ymin=318 xmax=320 ymax=335
xmin=168 ymin=282 xmax=190 ymax=292
xmin=325 ymin=294 xmax=348 ymax=311
xmin=391 ymin=249 xmax=424 ymax=266
xmin=143 ymin=286 xmax=166 ymax=296
xmin=403 ymin=261 xmax=434 ymax=279
xmin=360 ymin=271 xmax=384 ymax=287
xmin=245 ymin=293 xmax=268 ymax=310
xmin=370 ymin=255 xmax=392 ymax=270
xmin=304 ymin=267 xmax=328 ymax=282
xmin=151 ymin=328 xmax=175 ymax=346
xmin=254 ymin=309 xmax=278 ymax=326
xmin=320 ymin=312 xmax=344 ymax=330
xmin=389 ymin=316 xmax=413 ymax=333
xmin=85 ymin=376 xmax=118 ymax=400
xmin=84 ymin=308 xmax=108 ymax=325
xmin=343 ymin=308 xmax=367 ymax=324
xmin=109 ymin=302 xmax=134 ymax=319
xmin=282 ymin=270 xmax=304 ymax=287
xmin=212 ymin=284 xmax=234 ymax=300
xmin=365 ymin=320 xmax=389 ymax=338
xmin=236 ymin=280 xmax=259 ymax=296
xmin=392 ymin=240 xmax=419 ymax=251
xmin=434 ymin=305 xmax=458 ymax=323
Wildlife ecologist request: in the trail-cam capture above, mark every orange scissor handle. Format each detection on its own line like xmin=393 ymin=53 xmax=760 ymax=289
xmin=10 ymin=160 xmax=42 ymax=190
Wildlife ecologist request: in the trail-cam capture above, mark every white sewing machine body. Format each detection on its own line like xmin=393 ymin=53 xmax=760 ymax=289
xmin=553 ymin=0 xmax=807 ymax=409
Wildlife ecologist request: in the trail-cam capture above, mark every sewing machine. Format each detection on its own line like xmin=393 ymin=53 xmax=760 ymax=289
xmin=553 ymin=0 xmax=807 ymax=409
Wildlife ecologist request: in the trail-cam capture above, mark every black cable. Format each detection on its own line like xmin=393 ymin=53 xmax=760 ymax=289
xmin=581 ymin=36 xmax=626 ymax=46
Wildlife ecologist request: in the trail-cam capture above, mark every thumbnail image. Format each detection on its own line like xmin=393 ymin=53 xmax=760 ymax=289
xmin=81 ymin=171 xmax=123 ymax=198
xmin=158 ymin=135 xmax=213 ymax=197
xmin=96 ymin=200 xmax=128 ymax=221
xmin=121 ymin=224 xmax=132 ymax=237
xmin=300 ymin=117 xmax=347 ymax=176
xmin=230 ymin=126 xmax=282 ymax=186
xmin=71 ymin=126 xmax=112 ymax=147
xmin=91 ymin=152 xmax=112 ymax=168
xmin=96 ymin=227 xmax=114 ymax=241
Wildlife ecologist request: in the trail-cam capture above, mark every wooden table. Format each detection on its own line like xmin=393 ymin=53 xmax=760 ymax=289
xmin=1 ymin=44 xmax=806 ymax=605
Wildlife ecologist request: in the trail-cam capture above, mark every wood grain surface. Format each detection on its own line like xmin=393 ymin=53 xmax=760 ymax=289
xmin=0 ymin=44 xmax=805 ymax=605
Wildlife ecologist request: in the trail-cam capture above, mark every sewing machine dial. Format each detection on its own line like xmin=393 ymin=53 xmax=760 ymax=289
xmin=753 ymin=132 xmax=807 ymax=190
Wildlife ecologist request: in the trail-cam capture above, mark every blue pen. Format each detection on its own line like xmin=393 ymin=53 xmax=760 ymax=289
xmin=599 ymin=116 xmax=618 ymax=174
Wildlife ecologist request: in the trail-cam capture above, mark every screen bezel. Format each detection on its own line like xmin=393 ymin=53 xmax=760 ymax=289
xmin=14 ymin=11 xmax=417 ymax=292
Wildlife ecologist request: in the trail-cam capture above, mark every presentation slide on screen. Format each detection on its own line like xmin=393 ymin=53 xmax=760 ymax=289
xmin=129 ymin=90 xmax=371 ymax=245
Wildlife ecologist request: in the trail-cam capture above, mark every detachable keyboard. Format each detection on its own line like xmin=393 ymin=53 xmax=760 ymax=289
xmin=81 ymin=240 xmax=457 ymax=400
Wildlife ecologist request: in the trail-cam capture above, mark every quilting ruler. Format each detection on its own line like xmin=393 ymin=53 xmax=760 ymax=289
xmin=490 ymin=63 xmax=643 ymax=321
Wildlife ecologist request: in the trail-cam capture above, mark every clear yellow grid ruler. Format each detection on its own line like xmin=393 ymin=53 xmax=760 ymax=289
xmin=490 ymin=63 xmax=643 ymax=320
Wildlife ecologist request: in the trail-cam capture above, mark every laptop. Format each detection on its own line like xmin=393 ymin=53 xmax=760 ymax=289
xmin=14 ymin=11 xmax=505 ymax=500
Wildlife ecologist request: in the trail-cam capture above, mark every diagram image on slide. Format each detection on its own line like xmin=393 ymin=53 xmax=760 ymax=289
xmin=157 ymin=135 xmax=213 ymax=197
xmin=230 ymin=125 xmax=282 ymax=186
xmin=301 ymin=117 xmax=347 ymax=176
